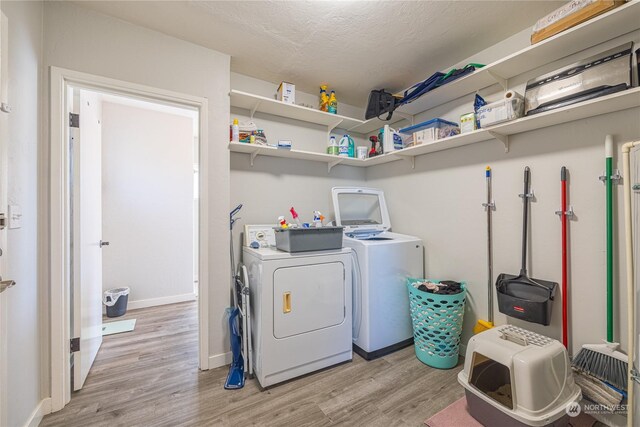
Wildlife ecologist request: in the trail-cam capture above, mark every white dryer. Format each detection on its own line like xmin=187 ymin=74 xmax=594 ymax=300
xmin=332 ymin=187 xmax=424 ymax=360
xmin=243 ymin=246 xmax=352 ymax=388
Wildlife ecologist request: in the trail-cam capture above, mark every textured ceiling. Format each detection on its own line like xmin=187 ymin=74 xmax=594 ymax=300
xmin=74 ymin=1 xmax=564 ymax=107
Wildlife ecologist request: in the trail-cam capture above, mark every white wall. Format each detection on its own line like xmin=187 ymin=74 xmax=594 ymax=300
xmin=101 ymin=101 xmax=195 ymax=307
xmin=42 ymin=0 xmax=231 ymax=370
xmin=367 ymin=31 xmax=640 ymax=355
xmin=229 ymin=73 xmax=368 ymax=263
xmin=231 ymin=26 xmax=640 ymax=361
xmin=1 ymin=1 xmax=45 ymax=426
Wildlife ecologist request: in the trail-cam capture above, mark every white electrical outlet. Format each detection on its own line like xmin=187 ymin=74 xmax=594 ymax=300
xmin=8 ymin=205 xmax=21 ymax=229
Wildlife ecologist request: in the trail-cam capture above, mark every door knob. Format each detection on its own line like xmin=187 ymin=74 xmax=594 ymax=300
xmin=99 ymin=240 xmax=110 ymax=248
xmin=0 ymin=279 xmax=16 ymax=293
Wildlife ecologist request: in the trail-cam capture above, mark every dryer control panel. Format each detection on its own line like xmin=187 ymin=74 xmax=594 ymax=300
xmin=244 ymin=224 xmax=276 ymax=248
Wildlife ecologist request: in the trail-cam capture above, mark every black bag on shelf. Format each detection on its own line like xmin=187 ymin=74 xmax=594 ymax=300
xmin=365 ymin=89 xmax=401 ymax=121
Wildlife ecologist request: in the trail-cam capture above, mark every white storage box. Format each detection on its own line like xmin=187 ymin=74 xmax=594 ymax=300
xmin=277 ymin=81 xmax=295 ymax=104
xmin=458 ymin=325 xmax=581 ymax=427
xmin=477 ymin=97 xmax=524 ymax=128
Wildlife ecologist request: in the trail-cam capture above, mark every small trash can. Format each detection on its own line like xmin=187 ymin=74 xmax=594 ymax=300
xmin=103 ymin=287 xmax=130 ymax=318
xmin=406 ymin=278 xmax=466 ymax=369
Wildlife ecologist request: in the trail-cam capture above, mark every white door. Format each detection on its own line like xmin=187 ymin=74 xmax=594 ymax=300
xmin=71 ymin=89 xmax=104 ymax=390
xmin=0 ymin=11 xmax=11 ymax=426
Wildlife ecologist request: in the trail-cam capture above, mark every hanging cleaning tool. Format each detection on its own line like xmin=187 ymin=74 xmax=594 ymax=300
xmin=229 ymin=204 xmax=243 ymax=293
xmin=607 ymin=136 xmax=614 ymax=344
xmin=572 ymin=135 xmax=628 ymax=392
xmin=474 ymin=166 xmax=495 ymax=334
xmin=290 ymin=207 xmax=302 ymax=228
xmin=621 ymin=138 xmax=639 ymax=427
xmin=495 ymin=167 xmax=558 ymax=326
xmin=225 ymin=204 xmax=245 ymax=389
xmin=559 ymin=167 xmax=570 ymax=349
xmin=224 ymin=307 xmax=245 ymax=389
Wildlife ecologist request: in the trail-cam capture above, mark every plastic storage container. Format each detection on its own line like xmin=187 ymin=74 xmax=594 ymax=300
xmin=399 ymin=118 xmax=460 ymax=146
xmin=458 ymin=325 xmax=581 ymax=426
xmin=103 ymin=287 xmax=130 ymax=318
xmin=274 ymin=226 xmax=343 ymax=253
xmin=406 ymin=278 xmax=466 ymax=369
xmin=477 ymin=97 xmax=524 ymax=128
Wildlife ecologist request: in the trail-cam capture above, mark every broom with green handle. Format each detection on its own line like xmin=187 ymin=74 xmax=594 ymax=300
xmin=572 ymin=135 xmax=628 ymax=391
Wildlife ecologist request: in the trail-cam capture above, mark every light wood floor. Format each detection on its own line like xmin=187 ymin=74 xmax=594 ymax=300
xmin=41 ymin=301 xmax=464 ymax=427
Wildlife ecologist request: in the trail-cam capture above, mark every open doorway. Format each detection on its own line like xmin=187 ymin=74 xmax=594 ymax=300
xmin=67 ymin=87 xmax=200 ymax=391
xmin=49 ymin=68 xmax=210 ymax=411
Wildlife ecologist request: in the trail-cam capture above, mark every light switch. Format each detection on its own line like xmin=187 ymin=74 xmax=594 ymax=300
xmin=8 ymin=205 xmax=21 ymax=229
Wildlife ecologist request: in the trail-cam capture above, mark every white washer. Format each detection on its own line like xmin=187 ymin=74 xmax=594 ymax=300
xmin=243 ymin=246 xmax=352 ymax=388
xmin=332 ymin=187 xmax=424 ymax=360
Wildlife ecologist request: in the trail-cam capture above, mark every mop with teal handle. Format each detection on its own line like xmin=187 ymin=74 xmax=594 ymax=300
xmin=572 ymin=135 xmax=628 ymax=391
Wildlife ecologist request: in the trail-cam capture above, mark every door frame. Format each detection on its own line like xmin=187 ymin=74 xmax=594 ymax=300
xmin=0 ymin=11 xmax=9 ymax=427
xmin=49 ymin=67 xmax=210 ymax=411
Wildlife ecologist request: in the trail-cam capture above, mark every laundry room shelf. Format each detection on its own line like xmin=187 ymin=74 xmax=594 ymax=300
xmin=490 ymin=86 xmax=640 ymax=136
xmin=390 ymin=87 xmax=640 ymax=160
xmin=230 ymin=90 xmax=365 ymax=132
xmin=396 ymin=0 xmax=640 ymax=116
xmin=229 ymin=142 xmax=367 ymax=172
xmin=230 ymin=87 xmax=640 ymax=170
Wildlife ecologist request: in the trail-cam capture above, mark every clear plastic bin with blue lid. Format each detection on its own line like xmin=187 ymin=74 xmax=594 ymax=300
xmin=399 ymin=118 xmax=460 ymax=146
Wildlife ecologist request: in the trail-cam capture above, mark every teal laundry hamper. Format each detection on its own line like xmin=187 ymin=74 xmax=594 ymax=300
xmin=407 ymin=279 xmax=466 ymax=369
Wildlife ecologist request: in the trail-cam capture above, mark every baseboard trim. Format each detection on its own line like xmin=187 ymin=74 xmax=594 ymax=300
xmin=126 ymin=293 xmax=196 ymax=311
xmin=208 ymin=351 xmax=232 ymax=369
xmin=24 ymin=398 xmax=51 ymax=427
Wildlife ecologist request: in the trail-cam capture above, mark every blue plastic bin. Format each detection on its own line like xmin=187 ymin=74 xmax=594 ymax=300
xmin=406 ymin=278 xmax=466 ymax=369
xmin=398 ymin=118 xmax=459 ymax=135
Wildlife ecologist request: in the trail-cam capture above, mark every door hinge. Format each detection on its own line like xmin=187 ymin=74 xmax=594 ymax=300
xmin=70 ymin=337 xmax=80 ymax=353
xmin=0 ymin=213 xmax=5 ymax=230
xmin=69 ymin=113 xmax=80 ymax=128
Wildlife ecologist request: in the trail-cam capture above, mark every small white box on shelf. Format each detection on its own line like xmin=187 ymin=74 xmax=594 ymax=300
xmin=277 ymin=82 xmax=295 ymax=104
xmin=277 ymin=140 xmax=292 ymax=150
